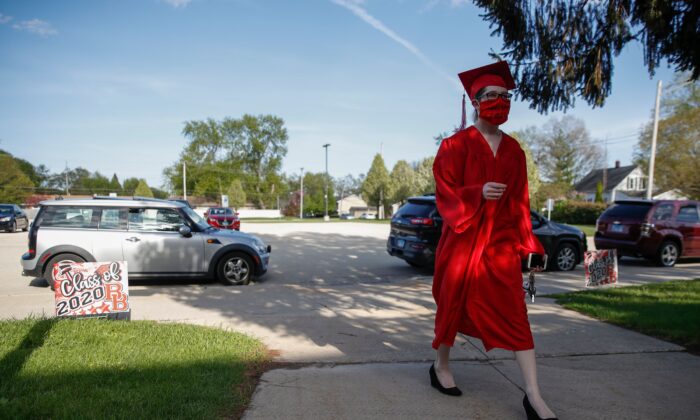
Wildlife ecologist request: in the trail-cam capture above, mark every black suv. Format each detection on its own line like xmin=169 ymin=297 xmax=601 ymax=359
xmin=387 ymin=195 xmax=587 ymax=271
xmin=0 ymin=204 xmax=29 ymax=233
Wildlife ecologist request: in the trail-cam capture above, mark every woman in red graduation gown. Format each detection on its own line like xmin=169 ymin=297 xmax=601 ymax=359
xmin=429 ymin=61 xmax=557 ymax=420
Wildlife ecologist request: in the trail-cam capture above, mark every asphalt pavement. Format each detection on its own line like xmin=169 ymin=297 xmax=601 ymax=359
xmin=1 ymin=223 xmax=699 ymax=419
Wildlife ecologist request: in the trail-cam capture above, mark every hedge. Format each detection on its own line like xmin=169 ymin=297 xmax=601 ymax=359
xmin=550 ymin=200 xmax=607 ymax=225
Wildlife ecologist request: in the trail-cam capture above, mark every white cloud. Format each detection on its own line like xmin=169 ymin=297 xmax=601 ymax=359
xmin=161 ymin=0 xmax=192 ymax=8
xmin=450 ymin=0 xmax=469 ymax=7
xmin=12 ymin=19 xmax=58 ymax=36
xmin=0 ymin=13 xmax=13 ymax=24
xmin=331 ymin=0 xmax=461 ymax=91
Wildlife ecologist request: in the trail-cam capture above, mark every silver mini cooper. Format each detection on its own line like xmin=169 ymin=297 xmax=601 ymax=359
xmin=21 ymin=197 xmax=271 ymax=287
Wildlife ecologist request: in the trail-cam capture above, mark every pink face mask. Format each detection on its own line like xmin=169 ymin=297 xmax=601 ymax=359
xmin=478 ymin=97 xmax=510 ymax=126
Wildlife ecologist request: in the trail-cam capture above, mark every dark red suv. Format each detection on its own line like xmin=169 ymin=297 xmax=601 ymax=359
xmin=594 ymin=200 xmax=700 ymax=267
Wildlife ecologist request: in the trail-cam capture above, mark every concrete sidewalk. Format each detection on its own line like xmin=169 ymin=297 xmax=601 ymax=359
xmin=244 ymin=297 xmax=700 ymax=420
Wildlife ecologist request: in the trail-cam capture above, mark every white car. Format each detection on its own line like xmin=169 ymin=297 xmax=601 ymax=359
xmin=360 ymin=213 xmax=376 ymax=220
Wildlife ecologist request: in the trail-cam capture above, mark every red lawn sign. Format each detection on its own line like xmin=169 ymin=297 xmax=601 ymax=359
xmin=584 ymin=249 xmax=618 ymax=287
xmin=52 ymin=261 xmax=130 ymax=318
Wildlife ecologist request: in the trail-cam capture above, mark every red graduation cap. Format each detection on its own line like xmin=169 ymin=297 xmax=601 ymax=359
xmin=458 ymin=60 xmax=516 ymax=100
xmin=457 ymin=61 xmax=515 ymax=129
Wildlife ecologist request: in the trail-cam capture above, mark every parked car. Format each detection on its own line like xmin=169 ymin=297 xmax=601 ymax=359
xmin=0 ymin=204 xmax=29 ymax=233
xmin=360 ymin=213 xmax=376 ymax=220
xmin=594 ymin=199 xmax=700 ymax=267
xmin=340 ymin=213 xmax=355 ymax=220
xmin=20 ymin=197 xmax=271 ymax=287
xmin=386 ymin=195 xmax=587 ymax=271
xmin=204 ymin=207 xmax=241 ymax=230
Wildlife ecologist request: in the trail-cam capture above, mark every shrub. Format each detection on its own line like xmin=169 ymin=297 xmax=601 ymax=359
xmin=551 ymin=200 xmax=607 ymax=224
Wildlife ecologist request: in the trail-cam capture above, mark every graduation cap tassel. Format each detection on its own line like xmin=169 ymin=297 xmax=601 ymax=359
xmin=460 ymin=93 xmax=466 ymax=130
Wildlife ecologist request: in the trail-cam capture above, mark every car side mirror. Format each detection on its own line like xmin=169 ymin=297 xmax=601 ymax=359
xmin=179 ymin=225 xmax=192 ymax=237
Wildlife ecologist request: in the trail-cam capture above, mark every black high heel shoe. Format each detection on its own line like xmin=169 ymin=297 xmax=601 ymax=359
xmin=429 ymin=364 xmax=462 ymax=396
xmin=523 ymin=395 xmax=558 ymax=420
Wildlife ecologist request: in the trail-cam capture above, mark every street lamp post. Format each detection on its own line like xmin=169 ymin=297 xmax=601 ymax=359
xmin=300 ymin=167 xmax=304 ymax=220
xmin=323 ymin=144 xmax=330 ymax=221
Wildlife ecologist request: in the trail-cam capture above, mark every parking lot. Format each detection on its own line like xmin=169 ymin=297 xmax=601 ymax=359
xmin=1 ymin=223 xmax=700 ymax=363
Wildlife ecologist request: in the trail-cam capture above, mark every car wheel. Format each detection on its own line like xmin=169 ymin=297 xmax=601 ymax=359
xmin=554 ymin=243 xmax=577 ymax=271
xmin=44 ymin=254 xmax=86 ymax=290
xmin=22 ymin=221 xmax=29 ymax=231
xmin=656 ymin=241 xmax=679 ymax=267
xmin=8 ymin=221 xmax=16 ymax=233
xmin=217 ymin=252 xmax=253 ymax=285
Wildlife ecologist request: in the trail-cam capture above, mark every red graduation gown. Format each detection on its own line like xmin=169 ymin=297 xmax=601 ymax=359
xmin=431 ymin=126 xmax=544 ymax=352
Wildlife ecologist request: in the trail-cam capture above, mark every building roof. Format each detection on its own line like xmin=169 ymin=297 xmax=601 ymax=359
xmin=574 ymin=165 xmax=637 ymax=193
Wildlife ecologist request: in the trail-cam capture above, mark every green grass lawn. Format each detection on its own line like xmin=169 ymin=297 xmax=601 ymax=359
xmin=0 ymin=319 xmax=269 ymax=419
xmin=547 ymin=279 xmax=700 ymax=352
xmin=571 ymin=224 xmax=596 ymax=237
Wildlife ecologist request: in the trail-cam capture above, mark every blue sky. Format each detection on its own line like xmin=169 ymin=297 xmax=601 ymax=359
xmin=0 ymin=0 xmax=676 ymax=189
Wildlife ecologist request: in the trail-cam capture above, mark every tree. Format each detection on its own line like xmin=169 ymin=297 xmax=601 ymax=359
xmin=227 ymin=179 xmax=247 ymax=209
xmin=519 ymin=116 xmax=602 ymax=188
xmin=634 ymin=74 xmax=700 ymax=199
xmin=389 ymin=160 xmax=416 ymax=205
xmin=413 ymin=157 xmax=436 ymax=195
xmin=475 ymin=0 xmax=699 ymax=113
xmin=134 ymin=179 xmax=154 ymax=198
xmin=164 ymin=114 xmax=288 ymax=207
xmin=109 ymin=174 xmax=122 ymax=193
xmin=0 ymin=154 xmax=34 ymax=203
xmin=362 ymin=154 xmax=391 ymax=216
xmin=595 ymin=181 xmax=604 ymax=203
xmin=298 ymin=172 xmax=335 ymax=216
xmin=122 ymin=177 xmax=141 ymax=196
xmin=510 ymin=132 xmax=542 ymax=200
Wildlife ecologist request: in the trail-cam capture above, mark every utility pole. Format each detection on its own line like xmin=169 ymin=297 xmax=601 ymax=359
xmin=64 ymin=162 xmax=70 ymax=196
xmin=602 ymin=136 xmax=608 ymax=202
xmin=183 ymin=162 xmax=187 ymax=201
xmin=323 ymin=143 xmax=330 ymax=221
xmin=300 ymin=167 xmax=304 ymax=219
xmin=647 ymin=80 xmax=662 ymax=200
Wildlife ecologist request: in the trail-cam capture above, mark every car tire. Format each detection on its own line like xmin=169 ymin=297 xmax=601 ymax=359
xmin=656 ymin=241 xmax=679 ymax=267
xmin=217 ymin=252 xmax=253 ymax=285
xmin=554 ymin=243 xmax=578 ymax=271
xmin=44 ymin=254 xmax=86 ymax=290
xmin=8 ymin=221 xmax=16 ymax=233
xmin=22 ymin=221 xmax=29 ymax=232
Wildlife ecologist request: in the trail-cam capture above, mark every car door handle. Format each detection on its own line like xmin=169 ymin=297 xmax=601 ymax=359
xmin=126 ymin=237 xmax=141 ymax=242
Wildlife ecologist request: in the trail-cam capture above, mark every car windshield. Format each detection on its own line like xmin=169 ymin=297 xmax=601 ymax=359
xmin=602 ymin=203 xmax=653 ymax=219
xmin=0 ymin=206 xmax=13 ymax=214
xmin=182 ymin=207 xmax=212 ymax=230
xmin=210 ymin=208 xmax=232 ymax=215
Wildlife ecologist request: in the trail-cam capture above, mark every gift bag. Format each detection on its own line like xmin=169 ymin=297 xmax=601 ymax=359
xmin=584 ymin=249 xmax=618 ymax=287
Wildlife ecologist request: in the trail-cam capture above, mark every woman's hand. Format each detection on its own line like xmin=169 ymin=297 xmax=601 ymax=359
xmin=482 ymin=182 xmax=507 ymax=200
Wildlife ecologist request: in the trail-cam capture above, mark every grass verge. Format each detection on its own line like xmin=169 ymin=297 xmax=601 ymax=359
xmin=547 ymin=279 xmax=700 ymax=352
xmin=0 ymin=318 xmax=270 ymax=419
xmin=571 ymin=224 xmax=596 ymax=237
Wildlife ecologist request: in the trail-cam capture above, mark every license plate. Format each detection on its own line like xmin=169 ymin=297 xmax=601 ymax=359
xmin=396 ymin=239 xmax=406 ymax=248
xmin=610 ymin=224 xmax=625 ymax=233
